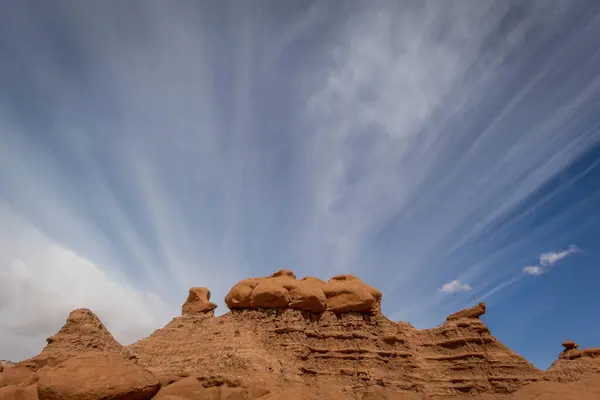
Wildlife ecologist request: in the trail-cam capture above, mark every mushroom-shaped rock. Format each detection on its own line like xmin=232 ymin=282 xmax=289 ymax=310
xmin=322 ymin=275 xmax=382 ymax=314
xmin=224 ymin=278 xmax=262 ymax=309
xmin=37 ymin=352 xmax=160 ymax=400
xmin=182 ymin=287 xmax=216 ymax=315
xmin=562 ymin=340 xmax=580 ymax=351
xmin=446 ymin=302 xmax=486 ymax=321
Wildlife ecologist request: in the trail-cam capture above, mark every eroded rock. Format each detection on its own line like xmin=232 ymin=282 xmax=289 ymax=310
xmin=0 ymin=384 xmax=38 ymax=400
xmin=562 ymin=340 xmax=580 ymax=351
xmin=322 ymin=274 xmax=382 ymax=314
xmin=224 ymin=270 xmax=380 ymax=314
xmin=37 ymin=352 xmax=160 ymax=400
xmin=16 ymin=308 xmax=131 ymax=372
xmin=182 ymin=287 xmax=217 ymax=315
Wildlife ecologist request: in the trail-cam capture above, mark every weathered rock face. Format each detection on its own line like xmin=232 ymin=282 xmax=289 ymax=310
xmin=154 ymin=375 xmax=270 ymax=400
xmin=545 ymin=342 xmax=600 ymax=387
xmin=323 ymin=274 xmax=382 ymax=313
xmin=37 ymin=352 xmax=160 ymax=400
xmin=182 ymin=287 xmax=217 ymax=315
xmin=0 ymin=383 xmax=38 ymax=400
xmin=127 ymin=300 xmax=545 ymax=398
xmin=0 ymin=361 xmax=14 ymax=374
xmin=3 ymin=271 xmax=600 ymax=399
xmin=225 ymin=270 xmax=381 ymax=314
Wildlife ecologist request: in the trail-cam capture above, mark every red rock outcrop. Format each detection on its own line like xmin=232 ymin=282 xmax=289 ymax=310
xmin=225 ymin=270 xmax=380 ymax=314
xmin=37 ymin=352 xmax=160 ymax=400
xmin=323 ymin=274 xmax=382 ymax=313
xmin=446 ymin=302 xmax=486 ymax=321
xmin=3 ymin=271 xmax=600 ymax=399
xmin=28 ymin=308 xmax=130 ymax=368
xmin=182 ymin=287 xmax=217 ymax=315
xmin=562 ymin=340 xmax=580 ymax=351
xmin=0 ymin=383 xmax=37 ymax=400
xmin=1 ymin=308 xmax=131 ymax=390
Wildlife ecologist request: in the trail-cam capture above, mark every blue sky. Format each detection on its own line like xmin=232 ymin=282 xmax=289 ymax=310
xmin=1 ymin=0 xmax=599 ymax=368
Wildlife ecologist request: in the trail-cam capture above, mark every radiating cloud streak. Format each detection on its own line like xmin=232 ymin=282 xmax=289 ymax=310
xmin=539 ymin=245 xmax=580 ymax=267
xmin=523 ymin=266 xmax=544 ymax=276
xmin=522 ymin=245 xmax=580 ymax=276
xmin=1 ymin=0 xmax=600 ymax=361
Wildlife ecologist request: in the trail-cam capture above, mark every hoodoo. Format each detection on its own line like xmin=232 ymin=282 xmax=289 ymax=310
xmin=182 ymin=287 xmax=217 ymax=315
xmin=225 ymin=269 xmax=382 ymax=314
xmin=1 ymin=269 xmax=599 ymax=399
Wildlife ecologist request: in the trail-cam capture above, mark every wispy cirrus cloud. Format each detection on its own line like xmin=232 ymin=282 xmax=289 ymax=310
xmin=540 ymin=245 xmax=580 ymax=267
xmin=522 ymin=245 xmax=580 ymax=276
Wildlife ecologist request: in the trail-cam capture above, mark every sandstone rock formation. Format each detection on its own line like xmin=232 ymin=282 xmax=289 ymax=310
xmin=562 ymin=340 xmax=579 ymax=351
xmin=0 ymin=362 xmax=14 ymax=374
xmin=2 ymin=270 xmax=600 ymax=399
xmin=446 ymin=302 xmax=486 ymax=321
xmin=0 ymin=383 xmax=37 ymax=400
xmin=37 ymin=352 xmax=160 ymax=400
xmin=182 ymin=287 xmax=217 ymax=315
xmin=27 ymin=308 xmax=130 ymax=369
xmin=225 ymin=270 xmax=381 ymax=314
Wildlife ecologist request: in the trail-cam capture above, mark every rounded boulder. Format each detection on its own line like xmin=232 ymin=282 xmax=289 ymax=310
xmin=37 ymin=352 xmax=160 ymax=400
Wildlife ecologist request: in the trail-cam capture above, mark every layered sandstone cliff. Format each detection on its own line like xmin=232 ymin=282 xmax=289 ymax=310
xmin=1 ymin=270 xmax=599 ymax=400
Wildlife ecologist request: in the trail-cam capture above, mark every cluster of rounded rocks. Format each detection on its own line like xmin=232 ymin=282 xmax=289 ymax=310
xmin=224 ymin=269 xmax=382 ymax=314
xmin=182 ymin=269 xmax=383 ymax=316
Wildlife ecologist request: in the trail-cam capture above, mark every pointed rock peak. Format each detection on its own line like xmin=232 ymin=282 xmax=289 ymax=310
xmin=22 ymin=308 xmax=130 ymax=370
xmin=182 ymin=287 xmax=217 ymax=316
xmin=446 ymin=302 xmax=486 ymax=321
xmin=52 ymin=308 xmax=117 ymax=342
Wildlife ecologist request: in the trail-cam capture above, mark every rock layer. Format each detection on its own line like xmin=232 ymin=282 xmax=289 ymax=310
xmin=182 ymin=287 xmax=217 ymax=315
xmin=2 ymin=270 xmax=600 ymax=399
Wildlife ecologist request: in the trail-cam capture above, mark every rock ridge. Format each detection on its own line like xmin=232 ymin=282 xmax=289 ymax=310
xmin=1 ymin=269 xmax=599 ymax=399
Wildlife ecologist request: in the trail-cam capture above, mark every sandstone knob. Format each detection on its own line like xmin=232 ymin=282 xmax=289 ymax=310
xmin=182 ymin=287 xmax=217 ymax=315
xmin=323 ymin=274 xmax=382 ymax=314
xmin=562 ymin=340 xmax=580 ymax=351
xmin=446 ymin=302 xmax=486 ymax=321
xmin=224 ymin=270 xmax=381 ymax=314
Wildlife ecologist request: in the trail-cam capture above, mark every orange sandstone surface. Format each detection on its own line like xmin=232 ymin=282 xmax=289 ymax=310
xmin=1 ymin=270 xmax=599 ymax=400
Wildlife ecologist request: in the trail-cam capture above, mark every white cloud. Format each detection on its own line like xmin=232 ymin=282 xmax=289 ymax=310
xmin=539 ymin=245 xmax=579 ymax=266
xmin=521 ymin=245 xmax=580 ymax=278
xmin=0 ymin=204 xmax=173 ymax=362
xmin=523 ymin=265 xmax=544 ymax=276
xmin=439 ymin=280 xmax=472 ymax=294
